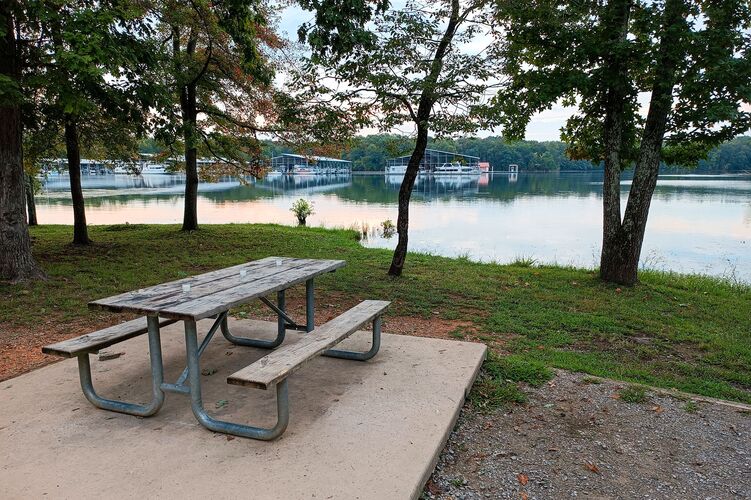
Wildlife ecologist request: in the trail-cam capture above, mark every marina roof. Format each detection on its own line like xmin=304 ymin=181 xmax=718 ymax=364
xmin=271 ymin=154 xmax=351 ymax=164
xmin=389 ymin=149 xmax=480 ymax=161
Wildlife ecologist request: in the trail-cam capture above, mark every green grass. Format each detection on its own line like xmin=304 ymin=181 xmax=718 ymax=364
xmin=619 ymin=385 xmax=649 ymax=403
xmin=2 ymin=223 xmax=750 ymax=404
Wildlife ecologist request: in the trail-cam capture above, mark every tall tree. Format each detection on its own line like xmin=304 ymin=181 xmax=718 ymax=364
xmin=155 ymin=0 xmax=364 ymax=231
xmin=305 ymin=0 xmax=502 ymax=275
xmin=494 ymin=0 xmax=751 ymax=285
xmin=0 ymin=1 xmax=45 ymax=282
xmin=23 ymin=1 xmax=156 ymax=244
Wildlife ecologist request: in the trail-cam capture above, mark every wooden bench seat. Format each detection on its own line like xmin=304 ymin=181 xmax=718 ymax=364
xmin=42 ymin=317 xmax=178 ymax=358
xmin=228 ymin=300 xmax=390 ymax=390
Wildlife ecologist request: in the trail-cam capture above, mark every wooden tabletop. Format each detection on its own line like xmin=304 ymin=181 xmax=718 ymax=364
xmin=89 ymin=257 xmax=346 ymax=321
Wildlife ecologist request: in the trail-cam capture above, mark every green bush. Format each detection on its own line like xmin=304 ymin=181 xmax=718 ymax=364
xmin=290 ymin=199 xmax=314 ymax=226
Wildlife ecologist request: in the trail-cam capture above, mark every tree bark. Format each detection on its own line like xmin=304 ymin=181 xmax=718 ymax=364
xmin=179 ymin=31 xmax=199 ymax=231
xmin=387 ymin=0 xmax=462 ymax=276
xmin=25 ymin=173 xmax=38 ymax=226
xmin=388 ymin=124 xmax=429 ymax=276
xmin=0 ymin=5 xmax=45 ymax=282
xmin=598 ymin=0 xmax=632 ymax=282
xmin=64 ymin=116 xmax=91 ymax=244
xmin=599 ymin=0 xmax=686 ymax=285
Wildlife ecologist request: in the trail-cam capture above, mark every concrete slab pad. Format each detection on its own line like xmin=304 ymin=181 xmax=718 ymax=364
xmin=0 ymin=319 xmax=486 ymax=499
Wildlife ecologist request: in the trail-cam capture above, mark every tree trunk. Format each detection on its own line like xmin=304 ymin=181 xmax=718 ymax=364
xmin=64 ymin=116 xmax=91 ymax=244
xmin=598 ymin=0 xmax=632 ymax=283
xmin=599 ymin=0 xmax=686 ymax=285
xmin=180 ymin=33 xmax=199 ymax=232
xmin=388 ymin=125 xmax=429 ymax=276
xmin=25 ymin=173 xmax=38 ymax=226
xmin=0 ymin=6 xmax=45 ymax=282
xmin=387 ymin=0 xmax=461 ymax=276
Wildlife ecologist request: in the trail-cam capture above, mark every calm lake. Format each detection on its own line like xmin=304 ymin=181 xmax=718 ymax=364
xmin=37 ymin=172 xmax=751 ymax=282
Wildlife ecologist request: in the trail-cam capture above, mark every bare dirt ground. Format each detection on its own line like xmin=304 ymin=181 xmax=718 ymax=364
xmin=425 ymin=370 xmax=751 ymax=499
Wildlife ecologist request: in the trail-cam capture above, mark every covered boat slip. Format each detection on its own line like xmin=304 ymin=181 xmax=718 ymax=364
xmin=269 ymin=153 xmax=352 ymax=174
xmin=384 ymin=148 xmax=481 ymax=174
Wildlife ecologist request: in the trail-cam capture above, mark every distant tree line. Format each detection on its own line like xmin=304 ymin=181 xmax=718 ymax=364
xmin=249 ymin=134 xmax=751 ymax=173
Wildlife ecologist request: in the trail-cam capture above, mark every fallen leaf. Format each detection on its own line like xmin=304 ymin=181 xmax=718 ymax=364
xmin=520 ymin=492 xmax=529 ymax=500
xmin=517 ymin=473 xmax=529 ymax=486
xmin=425 ymin=479 xmax=441 ymax=495
xmin=651 ymin=405 xmax=664 ymax=413
xmin=585 ymin=461 xmax=600 ymax=474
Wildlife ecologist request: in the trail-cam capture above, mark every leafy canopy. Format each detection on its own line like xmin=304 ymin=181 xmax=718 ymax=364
xmin=493 ymin=0 xmax=751 ymax=167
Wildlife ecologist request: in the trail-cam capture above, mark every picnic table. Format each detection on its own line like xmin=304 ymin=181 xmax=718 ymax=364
xmin=43 ymin=257 xmax=389 ymax=440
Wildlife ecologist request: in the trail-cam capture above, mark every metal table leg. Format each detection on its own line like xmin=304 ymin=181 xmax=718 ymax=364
xmin=306 ymin=278 xmax=315 ymax=332
xmin=184 ymin=319 xmax=289 ymax=440
xmin=220 ymin=290 xmax=286 ymax=348
xmin=323 ymin=316 xmax=382 ymax=361
xmin=76 ymin=315 xmax=165 ymax=417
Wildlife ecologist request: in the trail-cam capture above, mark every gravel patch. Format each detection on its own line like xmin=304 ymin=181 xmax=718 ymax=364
xmin=425 ymin=370 xmax=751 ymax=499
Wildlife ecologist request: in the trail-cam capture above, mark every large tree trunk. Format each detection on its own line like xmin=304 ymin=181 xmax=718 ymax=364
xmin=25 ymin=173 xmax=38 ymax=226
xmin=599 ymin=0 xmax=686 ymax=285
xmin=598 ymin=0 xmax=632 ymax=283
xmin=0 ymin=6 xmax=45 ymax=282
xmin=388 ymin=124 xmax=429 ymax=276
xmin=181 ymin=81 xmax=198 ymax=231
xmin=64 ymin=116 xmax=91 ymax=244
xmin=180 ymin=33 xmax=199 ymax=232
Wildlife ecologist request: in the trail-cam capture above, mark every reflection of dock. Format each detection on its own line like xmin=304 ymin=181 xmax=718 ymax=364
xmin=384 ymin=173 xmax=480 ymax=195
xmin=256 ymin=174 xmax=352 ymax=194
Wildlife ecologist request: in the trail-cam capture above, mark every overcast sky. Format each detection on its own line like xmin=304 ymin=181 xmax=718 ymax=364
xmin=275 ymin=5 xmax=575 ymax=142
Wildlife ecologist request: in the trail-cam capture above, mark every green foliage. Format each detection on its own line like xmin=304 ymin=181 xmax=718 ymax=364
xmin=305 ymin=0 xmax=503 ymax=139
xmin=619 ymin=386 xmax=649 ymax=403
xmin=494 ymin=0 xmax=751 ymax=166
xmin=290 ymin=198 xmax=314 ymax=226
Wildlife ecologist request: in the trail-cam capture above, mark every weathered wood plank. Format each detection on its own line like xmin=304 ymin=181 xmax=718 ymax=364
xmin=88 ymin=257 xmax=293 ymax=314
xmin=227 ymin=300 xmax=390 ymax=390
xmin=42 ymin=317 xmax=178 ymax=358
xmin=157 ymin=259 xmax=346 ymax=320
xmin=89 ymin=257 xmax=345 ymax=319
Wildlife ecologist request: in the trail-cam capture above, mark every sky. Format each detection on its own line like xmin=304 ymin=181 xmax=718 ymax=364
xmin=274 ymin=5 xmax=576 ymax=142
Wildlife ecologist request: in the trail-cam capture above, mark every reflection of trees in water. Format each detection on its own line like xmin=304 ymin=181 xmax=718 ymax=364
xmin=35 ymin=171 xmax=750 ymax=208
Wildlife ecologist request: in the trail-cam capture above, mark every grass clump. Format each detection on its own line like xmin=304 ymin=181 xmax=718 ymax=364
xmin=484 ymin=353 xmax=553 ymax=387
xmin=619 ymin=385 xmax=649 ymax=403
xmin=469 ymin=353 xmax=554 ymax=411
xmin=683 ymin=400 xmax=699 ymax=413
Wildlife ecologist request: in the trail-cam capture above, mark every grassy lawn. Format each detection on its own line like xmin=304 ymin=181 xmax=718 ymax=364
xmin=2 ymin=223 xmax=750 ymax=403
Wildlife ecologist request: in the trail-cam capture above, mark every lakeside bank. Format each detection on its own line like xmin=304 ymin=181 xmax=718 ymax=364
xmin=1 ymin=223 xmax=749 ymax=403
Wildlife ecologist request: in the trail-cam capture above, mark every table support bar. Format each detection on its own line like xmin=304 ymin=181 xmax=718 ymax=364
xmin=185 ymin=320 xmax=289 ymax=440
xmin=76 ymin=316 xmax=165 ymax=417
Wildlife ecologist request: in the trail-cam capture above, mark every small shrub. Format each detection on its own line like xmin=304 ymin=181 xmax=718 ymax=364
xmin=380 ymin=219 xmax=395 ymax=238
xmin=581 ymin=376 xmax=602 ymax=385
xmin=290 ymin=199 xmax=314 ymax=226
xmin=619 ymin=385 xmax=649 ymax=403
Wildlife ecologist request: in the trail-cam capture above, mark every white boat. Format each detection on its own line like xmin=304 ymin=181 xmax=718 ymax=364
xmin=141 ymin=163 xmax=170 ymax=175
xmin=385 ymin=164 xmax=407 ymax=174
xmin=113 ymin=165 xmax=142 ymax=175
xmin=433 ymin=161 xmax=480 ymax=175
xmin=292 ymin=164 xmax=316 ymax=175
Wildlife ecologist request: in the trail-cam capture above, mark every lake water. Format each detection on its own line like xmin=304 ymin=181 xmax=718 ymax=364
xmin=37 ymin=172 xmax=751 ymax=282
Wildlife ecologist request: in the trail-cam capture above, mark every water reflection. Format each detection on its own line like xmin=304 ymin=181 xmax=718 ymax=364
xmin=36 ymin=172 xmax=751 ymax=281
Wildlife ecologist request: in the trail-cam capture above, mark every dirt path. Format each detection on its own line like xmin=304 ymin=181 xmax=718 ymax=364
xmin=426 ymin=370 xmax=751 ymax=499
